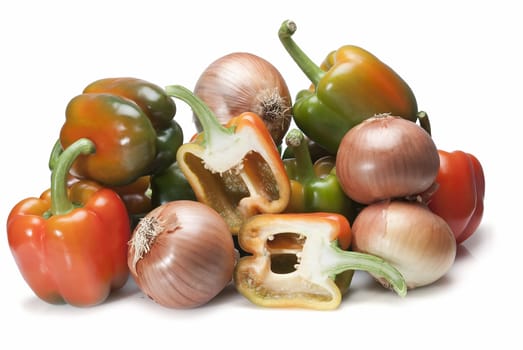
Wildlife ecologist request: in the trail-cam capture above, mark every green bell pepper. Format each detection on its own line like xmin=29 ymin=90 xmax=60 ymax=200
xmin=278 ymin=20 xmax=429 ymax=154
xmin=283 ymin=129 xmax=358 ymax=222
xmin=60 ymin=77 xmax=184 ymax=187
xmin=150 ymin=162 xmax=196 ymax=207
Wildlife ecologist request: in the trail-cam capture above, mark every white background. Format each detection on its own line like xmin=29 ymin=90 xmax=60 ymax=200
xmin=1 ymin=0 xmax=520 ymax=348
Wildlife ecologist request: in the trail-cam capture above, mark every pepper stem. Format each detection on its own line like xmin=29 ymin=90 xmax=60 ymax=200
xmin=48 ymin=139 xmax=63 ymax=171
xmin=285 ymin=128 xmax=315 ymax=182
xmin=165 ymin=85 xmax=232 ymax=146
xmin=326 ymin=242 xmax=407 ymax=297
xmin=51 ymin=138 xmax=96 ymax=216
xmin=417 ymin=110 xmax=432 ymax=136
xmin=278 ymin=20 xmax=325 ymax=86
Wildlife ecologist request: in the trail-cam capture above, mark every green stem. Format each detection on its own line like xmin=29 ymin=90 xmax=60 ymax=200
xmin=285 ymin=128 xmax=315 ymax=182
xmin=51 ymin=138 xmax=96 ymax=216
xmin=48 ymin=139 xmax=63 ymax=171
xmin=278 ymin=20 xmax=325 ymax=86
xmin=164 ymin=85 xmax=232 ymax=146
xmin=417 ymin=110 xmax=431 ymax=136
xmin=326 ymin=242 xmax=407 ymax=297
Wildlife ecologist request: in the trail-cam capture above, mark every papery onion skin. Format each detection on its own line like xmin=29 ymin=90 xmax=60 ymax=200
xmin=336 ymin=115 xmax=440 ymax=204
xmin=351 ymin=200 xmax=456 ymax=289
xmin=193 ymin=52 xmax=292 ymax=145
xmin=128 ymin=200 xmax=236 ymax=309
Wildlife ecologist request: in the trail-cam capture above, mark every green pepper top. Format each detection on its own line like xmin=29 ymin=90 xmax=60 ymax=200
xmin=279 ymin=20 xmax=424 ymax=154
xmin=60 ymin=77 xmax=184 ymax=186
xmin=283 ymin=129 xmax=358 ymax=222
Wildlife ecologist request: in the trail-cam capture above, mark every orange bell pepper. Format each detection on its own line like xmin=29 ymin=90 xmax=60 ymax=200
xmin=165 ymin=85 xmax=291 ymax=234
xmin=7 ymin=138 xmax=130 ymax=306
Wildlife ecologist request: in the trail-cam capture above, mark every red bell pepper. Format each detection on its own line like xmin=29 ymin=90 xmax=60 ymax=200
xmin=7 ymin=138 xmax=131 ymax=306
xmin=427 ymin=150 xmax=485 ymax=244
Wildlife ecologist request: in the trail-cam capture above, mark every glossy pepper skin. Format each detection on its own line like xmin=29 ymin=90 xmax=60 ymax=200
xmin=283 ymin=129 xmax=358 ymax=222
xmin=7 ymin=139 xmax=130 ymax=306
xmin=278 ymin=20 xmax=426 ymax=154
xmin=234 ymin=212 xmax=407 ymax=310
xmin=150 ymin=161 xmax=196 ymax=207
xmin=60 ymin=77 xmax=183 ymax=186
xmin=111 ymin=176 xmax=153 ymax=229
xmin=165 ymin=85 xmax=291 ymax=234
xmin=427 ymin=150 xmax=485 ymax=244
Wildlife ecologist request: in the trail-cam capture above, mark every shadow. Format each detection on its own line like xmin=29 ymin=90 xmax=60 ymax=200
xmin=460 ymin=223 xmax=493 ymax=254
xmin=21 ymin=277 xmax=142 ymax=313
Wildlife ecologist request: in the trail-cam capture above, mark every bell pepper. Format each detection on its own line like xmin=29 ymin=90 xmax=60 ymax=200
xmin=59 ymin=77 xmax=183 ymax=186
xmin=6 ymin=138 xmax=130 ymax=306
xmin=234 ymin=212 xmax=407 ymax=310
xmin=278 ymin=20 xmax=428 ymax=154
xmin=427 ymin=150 xmax=485 ymax=244
xmin=110 ymin=175 xmax=153 ymax=229
xmin=283 ymin=128 xmax=358 ymax=222
xmin=165 ymin=85 xmax=291 ymax=234
xmin=150 ymin=161 xmax=196 ymax=207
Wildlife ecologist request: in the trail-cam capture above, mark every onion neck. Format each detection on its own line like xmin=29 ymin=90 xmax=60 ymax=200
xmin=165 ymin=85 xmax=233 ymax=147
xmin=278 ymin=20 xmax=325 ymax=86
xmin=50 ymin=138 xmax=96 ymax=216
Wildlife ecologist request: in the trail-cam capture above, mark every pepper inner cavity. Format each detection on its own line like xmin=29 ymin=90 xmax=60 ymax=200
xmin=267 ymin=232 xmax=306 ymax=274
xmin=184 ymin=151 xmax=280 ymax=229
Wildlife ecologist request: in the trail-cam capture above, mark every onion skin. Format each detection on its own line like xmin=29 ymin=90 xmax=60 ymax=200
xmin=128 ymin=200 xmax=236 ymax=308
xmin=336 ymin=115 xmax=440 ymax=204
xmin=351 ymin=200 xmax=456 ymax=289
xmin=193 ymin=52 xmax=292 ymax=145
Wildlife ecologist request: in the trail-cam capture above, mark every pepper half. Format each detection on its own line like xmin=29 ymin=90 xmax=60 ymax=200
xmin=165 ymin=85 xmax=291 ymax=234
xmin=234 ymin=212 xmax=407 ymax=310
xmin=60 ymin=77 xmax=183 ymax=186
xmin=283 ymin=129 xmax=358 ymax=222
xmin=278 ymin=20 xmax=428 ymax=154
xmin=7 ymin=139 xmax=130 ymax=306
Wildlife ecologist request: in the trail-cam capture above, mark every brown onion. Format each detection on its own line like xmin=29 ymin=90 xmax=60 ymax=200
xmin=336 ymin=115 xmax=440 ymax=204
xmin=351 ymin=200 xmax=456 ymax=289
xmin=193 ymin=52 xmax=292 ymax=145
xmin=128 ymin=200 xmax=236 ymax=308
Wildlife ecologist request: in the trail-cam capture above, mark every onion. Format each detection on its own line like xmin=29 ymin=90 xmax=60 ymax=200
xmin=128 ymin=200 xmax=236 ymax=308
xmin=336 ymin=114 xmax=440 ymax=204
xmin=351 ymin=200 xmax=456 ymax=289
xmin=193 ymin=52 xmax=292 ymax=145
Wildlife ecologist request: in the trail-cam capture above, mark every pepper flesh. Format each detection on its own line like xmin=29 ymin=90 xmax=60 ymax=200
xmin=60 ymin=77 xmax=183 ymax=186
xmin=278 ymin=20 xmax=425 ymax=154
xmin=234 ymin=212 xmax=407 ymax=310
xmin=165 ymin=85 xmax=290 ymax=234
xmin=7 ymin=139 xmax=130 ymax=306
xmin=427 ymin=150 xmax=485 ymax=244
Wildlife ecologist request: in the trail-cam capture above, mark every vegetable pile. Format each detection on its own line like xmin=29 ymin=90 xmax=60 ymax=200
xmin=6 ymin=20 xmax=485 ymax=310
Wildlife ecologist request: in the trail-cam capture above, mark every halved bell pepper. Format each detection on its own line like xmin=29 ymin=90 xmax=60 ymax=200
xmin=7 ymin=138 xmax=130 ymax=306
xmin=283 ymin=129 xmax=358 ymax=222
xmin=234 ymin=212 xmax=407 ymax=310
xmin=278 ymin=20 xmax=428 ymax=154
xmin=60 ymin=77 xmax=183 ymax=186
xmin=165 ymin=85 xmax=291 ymax=234
xmin=427 ymin=150 xmax=485 ymax=244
